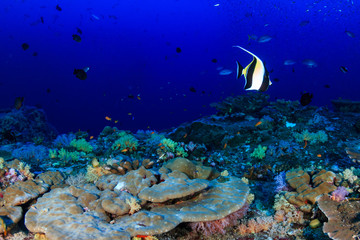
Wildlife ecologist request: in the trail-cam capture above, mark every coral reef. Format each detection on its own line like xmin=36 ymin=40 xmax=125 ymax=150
xmin=24 ymin=167 xmax=249 ymax=239
xmin=210 ymin=92 xmax=269 ymax=115
xmin=12 ymin=144 xmax=49 ymax=161
xmin=331 ymin=98 xmax=360 ymax=113
xmin=0 ymin=106 xmax=57 ymax=144
xmin=1 ymin=94 xmax=360 ymax=239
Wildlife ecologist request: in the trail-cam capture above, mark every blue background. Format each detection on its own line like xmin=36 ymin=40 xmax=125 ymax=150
xmin=0 ymin=0 xmax=358 ymax=135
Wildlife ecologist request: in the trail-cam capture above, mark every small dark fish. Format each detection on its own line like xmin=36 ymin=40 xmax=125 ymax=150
xmin=76 ymin=28 xmax=82 ymax=34
xmin=109 ymin=15 xmax=117 ymax=19
xmin=300 ymin=92 xmax=313 ymax=106
xmin=46 ymin=88 xmax=51 ymax=93
xmin=211 ymin=58 xmax=217 ymax=63
xmin=299 ymin=20 xmax=310 ymax=26
xmin=40 ymin=16 xmax=44 ymax=24
xmin=22 ymin=43 xmax=29 ymax=50
xmin=340 ymin=66 xmax=348 ymax=73
xmin=56 ymin=4 xmax=62 ymax=11
xmin=128 ymin=94 xmax=135 ymax=99
xmin=72 ymin=34 xmax=81 ymax=42
xmin=73 ymin=69 xmax=87 ymax=80
xmin=32 ymin=52 xmax=38 ymax=56
xmin=189 ymin=86 xmax=196 ymax=93
xmin=164 ymin=56 xmax=168 ymax=60
xmin=292 ymin=67 xmax=295 ymax=73
xmin=245 ymin=12 xmax=252 ymax=18
xmin=14 ymin=97 xmax=24 ymax=110
xmin=324 ymin=84 xmax=330 ymax=88
xmin=30 ymin=20 xmax=41 ymax=26
xmin=273 ymin=78 xmax=280 ymax=82
xmin=176 ymin=47 xmax=182 ymax=53
xmin=345 ymin=30 xmax=355 ymax=38
xmin=201 ymin=90 xmax=205 ymax=94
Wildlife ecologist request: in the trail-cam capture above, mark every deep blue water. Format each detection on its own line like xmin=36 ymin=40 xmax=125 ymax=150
xmin=1 ymin=0 xmax=359 ymax=135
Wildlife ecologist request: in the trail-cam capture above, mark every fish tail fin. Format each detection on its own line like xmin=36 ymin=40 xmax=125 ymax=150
xmin=236 ymin=61 xmax=243 ymax=79
xmin=247 ymin=35 xmax=251 ymax=41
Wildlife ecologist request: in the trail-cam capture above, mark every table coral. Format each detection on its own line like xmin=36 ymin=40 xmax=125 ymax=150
xmin=24 ymin=167 xmax=249 ymax=238
xmin=138 ymin=171 xmax=209 ymax=202
xmin=318 ymin=195 xmax=360 ymax=240
xmin=163 ymin=157 xmax=219 ymax=180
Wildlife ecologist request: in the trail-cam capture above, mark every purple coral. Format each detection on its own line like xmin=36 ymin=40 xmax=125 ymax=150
xmin=331 ymin=186 xmax=349 ymax=202
xmin=185 ymin=141 xmax=197 ymax=152
xmin=190 ymin=203 xmax=249 ymax=236
xmin=274 ymin=171 xmax=289 ymax=193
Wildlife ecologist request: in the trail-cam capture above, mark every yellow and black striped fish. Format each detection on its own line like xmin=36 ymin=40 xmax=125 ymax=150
xmin=233 ymin=46 xmax=272 ymax=92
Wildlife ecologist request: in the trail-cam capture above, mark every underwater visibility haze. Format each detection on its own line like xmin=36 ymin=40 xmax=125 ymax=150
xmin=1 ymin=0 xmax=359 ymax=134
xmin=1 ymin=0 xmax=360 ymax=239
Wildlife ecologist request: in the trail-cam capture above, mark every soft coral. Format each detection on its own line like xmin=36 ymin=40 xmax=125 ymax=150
xmin=190 ymin=203 xmax=249 ymax=236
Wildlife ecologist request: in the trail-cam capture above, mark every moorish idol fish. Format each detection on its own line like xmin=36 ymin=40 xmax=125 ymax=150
xmin=233 ymin=46 xmax=272 ymax=92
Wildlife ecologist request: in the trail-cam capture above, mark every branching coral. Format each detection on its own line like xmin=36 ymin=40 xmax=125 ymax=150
xmin=238 ymin=209 xmax=304 ymax=237
xmin=17 ymin=161 xmax=34 ymax=180
xmin=157 ymin=138 xmax=189 ymax=161
xmin=85 ymin=165 xmax=112 ymax=182
xmin=126 ymin=197 xmax=141 ymax=215
xmin=52 ymin=133 xmax=76 ymax=148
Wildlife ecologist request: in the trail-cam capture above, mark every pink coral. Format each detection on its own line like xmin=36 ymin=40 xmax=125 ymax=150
xmin=190 ymin=203 xmax=249 ymax=236
xmin=330 ymin=186 xmax=349 ymax=202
